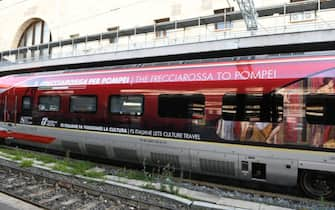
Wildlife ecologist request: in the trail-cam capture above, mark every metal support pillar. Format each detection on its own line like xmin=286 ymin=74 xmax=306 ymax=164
xmin=235 ymin=0 xmax=258 ymax=30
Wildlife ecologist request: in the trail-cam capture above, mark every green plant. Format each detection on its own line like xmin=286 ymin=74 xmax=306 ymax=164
xmin=168 ymin=183 xmax=179 ymax=195
xmin=0 ymin=146 xmax=106 ymax=179
xmin=38 ymin=154 xmax=57 ymax=164
xmin=320 ymin=196 xmax=325 ymax=203
xmin=143 ymin=182 xmax=155 ymax=190
xmin=117 ymin=167 xmax=149 ymax=180
xmin=52 ymin=159 xmax=102 ymax=177
xmin=52 ymin=162 xmax=73 ymax=174
xmin=160 ymin=184 xmax=167 ymax=192
xmin=65 ymin=150 xmax=71 ymax=160
xmin=142 ymin=158 xmax=153 ymax=182
xmin=84 ymin=170 xmax=105 ymax=179
xmin=20 ymin=160 xmax=33 ymax=168
xmin=161 ymin=163 xmax=174 ymax=179
xmin=0 ymin=147 xmax=55 ymax=164
xmin=11 ymin=155 xmax=23 ymax=161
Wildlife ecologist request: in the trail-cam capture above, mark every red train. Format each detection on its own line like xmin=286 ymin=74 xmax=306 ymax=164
xmin=1 ymin=54 xmax=335 ymax=198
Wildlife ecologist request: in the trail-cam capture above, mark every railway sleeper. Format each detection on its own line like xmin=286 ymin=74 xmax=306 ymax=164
xmin=60 ymin=198 xmax=80 ymax=206
xmin=298 ymin=169 xmax=335 ymax=200
xmin=4 ymin=182 xmax=27 ymax=190
xmin=29 ymin=188 xmax=54 ymax=198
xmin=39 ymin=194 xmax=64 ymax=204
xmin=26 ymin=184 xmax=42 ymax=191
xmin=80 ymin=201 xmax=99 ymax=210
xmin=13 ymin=189 xmax=25 ymax=194
xmin=56 ymin=180 xmax=73 ymax=189
xmin=74 ymin=186 xmax=101 ymax=197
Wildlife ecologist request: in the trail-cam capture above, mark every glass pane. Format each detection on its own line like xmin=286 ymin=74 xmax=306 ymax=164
xmin=306 ymin=94 xmax=335 ymax=125
xmin=43 ymin=23 xmax=50 ymax=43
xmin=222 ymin=94 xmax=238 ymax=120
xmin=110 ymin=95 xmax=143 ymax=115
xmin=34 ymin=21 xmax=42 ymax=45
xmin=222 ymin=94 xmax=283 ymax=123
xmin=22 ymin=96 xmax=31 ymax=111
xmin=26 ymin=26 xmax=34 ymax=46
xmin=70 ymin=96 xmax=96 ymax=112
xmin=159 ymin=94 xmax=204 ymax=119
xmin=38 ymin=96 xmax=60 ymax=112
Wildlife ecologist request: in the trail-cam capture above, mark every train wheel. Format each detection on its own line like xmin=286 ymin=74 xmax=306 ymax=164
xmin=299 ymin=170 xmax=335 ymax=199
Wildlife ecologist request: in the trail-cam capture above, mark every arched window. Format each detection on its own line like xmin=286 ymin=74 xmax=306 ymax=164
xmin=18 ymin=19 xmax=52 ymax=60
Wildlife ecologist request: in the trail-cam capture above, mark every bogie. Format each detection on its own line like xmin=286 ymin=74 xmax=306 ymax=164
xmin=299 ymin=170 xmax=335 ymax=199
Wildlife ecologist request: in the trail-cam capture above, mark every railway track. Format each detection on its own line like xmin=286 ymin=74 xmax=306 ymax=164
xmin=0 ymin=167 xmax=160 ymax=210
xmin=0 ymin=145 xmax=334 ymax=210
xmin=0 ymin=159 xmax=190 ymax=210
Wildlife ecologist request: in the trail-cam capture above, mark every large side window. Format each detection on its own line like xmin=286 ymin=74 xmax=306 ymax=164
xmin=38 ymin=96 xmax=60 ymax=112
xmin=222 ymin=94 xmax=239 ymax=121
xmin=222 ymin=94 xmax=283 ymax=122
xmin=306 ymin=94 xmax=335 ymax=125
xmin=110 ymin=95 xmax=144 ymax=116
xmin=158 ymin=94 xmax=205 ymax=119
xmin=70 ymin=96 xmax=97 ymax=113
xmin=22 ymin=96 xmax=32 ymax=112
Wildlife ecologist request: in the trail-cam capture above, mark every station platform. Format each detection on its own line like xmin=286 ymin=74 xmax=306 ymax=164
xmin=0 ymin=192 xmax=42 ymax=210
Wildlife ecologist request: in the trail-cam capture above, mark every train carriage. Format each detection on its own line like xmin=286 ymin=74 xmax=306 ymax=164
xmin=1 ymin=54 xmax=335 ymax=198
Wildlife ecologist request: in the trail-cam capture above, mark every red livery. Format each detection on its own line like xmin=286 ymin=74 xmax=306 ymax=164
xmin=1 ymin=54 xmax=335 ymax=198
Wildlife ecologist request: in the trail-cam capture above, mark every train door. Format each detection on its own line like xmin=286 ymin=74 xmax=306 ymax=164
xmin=19 ymin=87 xmax=36 ymax=125
xmin=2 ymin=88 xmax=17 ymax=123
xmin=0 ymin=90 xmax=5 ymax=121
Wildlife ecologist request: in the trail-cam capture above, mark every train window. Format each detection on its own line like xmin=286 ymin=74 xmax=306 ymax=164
xmin=245 ymin=95 xmax=263 ymax=121
xmin=306 ymin=94 xmax=335 ymax=125
xmin=110 ymin=95 xmax=144 ymax=115
xmin=158 ymin=94 xmax=205 ymax=119
xmin=22 ymin=96 xmax=32 ymax=111
xmin=70 ymin=96 xmax=97 ymax=113
xmin=222 ymin=94 xmax=283 ymax=122
xmin=222 ymin=95 xmax=240 ymax=120
xmin=38 ymin=96 xmax=60 ymax=112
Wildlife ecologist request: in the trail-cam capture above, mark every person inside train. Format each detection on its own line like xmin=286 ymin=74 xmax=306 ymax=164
xmin=311 ymin=77 xmax=335 ymax=148
xmin=216 ymin=119 xmax=235 ymax=140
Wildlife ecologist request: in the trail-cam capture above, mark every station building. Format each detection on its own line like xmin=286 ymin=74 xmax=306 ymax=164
xmin=0 ymin=0 xmax=334 ymax=67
